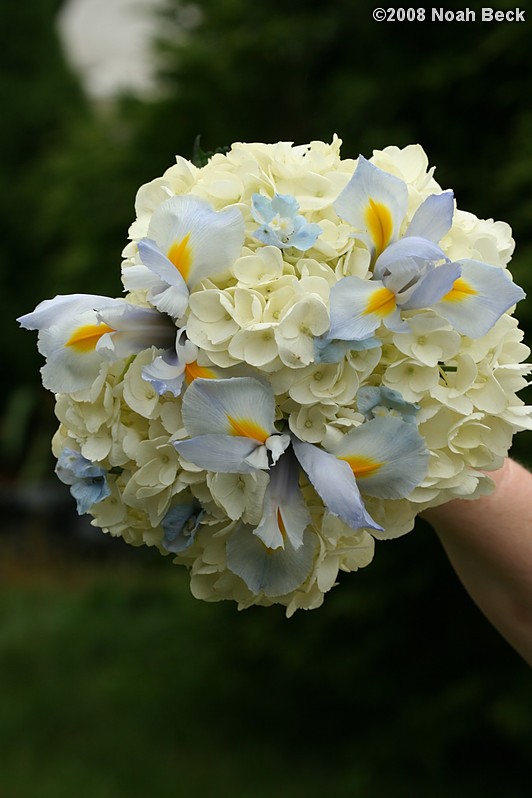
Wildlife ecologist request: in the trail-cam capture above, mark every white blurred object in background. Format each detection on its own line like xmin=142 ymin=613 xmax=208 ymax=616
xmin=57 ymin=0 xmax=166 ymax=99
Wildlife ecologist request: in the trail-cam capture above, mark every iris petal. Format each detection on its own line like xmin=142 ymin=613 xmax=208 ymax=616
xmin=328 ymin=277 xmax=398 ymax=340
xmin=435 ymin=260 xmax=526 ymax=337
xmin=291 ymin=438 xmax=382 ymax=532
xmin=227 ymin=523 xmax=316 ymax=597
xmin=405 ymin=191 xmax=454 ymax=243
xmin=331 ymin=416 xmax=428 ymax=499
xmin=334 ymin=156 xmax=408 ymax=256
xmin=181 ymin=377 xmax=276 ymax=439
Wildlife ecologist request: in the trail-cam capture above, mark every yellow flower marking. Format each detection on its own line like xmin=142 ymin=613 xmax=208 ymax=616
xmin=338 ymin=454 xmax=383 ymax=479
xmin=227 ymin=416 xmax=269 ymax=443
xmin=363 ymin=286 xmax=396 ymax=317
xmin=184 ymin=361 xmax=217 ymax=383
xmin=277 ymin=508 xmax=287 ymax=540
xmin=65 ymin=323 xmax=114 ymax=353
xmin=442 ymin=277 xmax=478 ymax=303
xmin=167 ymin=233 xmax=193 ymax=282
xmin=365 ymin=198 xmax=393 ymax=255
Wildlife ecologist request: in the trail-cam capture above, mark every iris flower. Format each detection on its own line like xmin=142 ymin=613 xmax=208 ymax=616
xmin=328 ymin=156 xmax=525 ymax=340
xmin=173 ymin=377 xmax=428 ymax=597
xmin=17 ymin=294 xmax=176 ymax=393
xmin=123 ymin=195 xmax=245 ymax=320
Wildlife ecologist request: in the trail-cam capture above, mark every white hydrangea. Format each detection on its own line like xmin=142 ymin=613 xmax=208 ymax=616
xmin=25 ymin=138 xmax=530 ymax=616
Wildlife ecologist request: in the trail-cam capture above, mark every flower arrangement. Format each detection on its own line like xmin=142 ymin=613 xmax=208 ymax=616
xmin=18 ymin=138 xmax=531 ymax=615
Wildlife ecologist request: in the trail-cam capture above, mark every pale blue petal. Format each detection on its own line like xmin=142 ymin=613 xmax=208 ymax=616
xmin=96 ymin=302 xmax=177 ymax=357
xmin=69 ymin=479 xmax=110 ymax=515
xmin=289 ymin=217 xmax=323 ymax=250
xmin=271 ymin=194 xmax=300 ymax=218
xmin=251 ymin=193 xmax=277 ymax=224
xmin=254 ymin=449 xmax=311 ymax=550
xmin=328 ymin=276 xmax=395 ymax=341
xmin=435 ymin=260 xmax=526 ymax=337
xmin=227 ymin=523 xmax=316 ymax=597
xmin=375 ymin=236 xmax=448 ymax=277
xmin=17 ymin=294 xmax=121 ymax=330
xmin=292 ymin=438 xmax=382 ymax=532
xmin=401 ymin=261 xmax=462 ymax=310
xmin=405 ymin=191 xmax=454 ymax=242
xmin=146 ymin=195 xmax=245 ymax=288
xmin=142 ymin=351 xmax=185 ymax=397
xmin=334 ymin=156 xmax=408 ymax=253
xmin=138 ymin=238 xmax=190 ymax=290
xmin=331 ymin=416 xmax=428 ymax=499
xmin=162 ymin=501 xmax=203 ymax=553
xmin=181 ymin=377 xmax=276 ymax=438
xmin=253 ymin=226 xmax=286 ymax=249
xmin=173 ymin=434 xmax=265 ymax=473
xmin=55 ymin=448 xmax=110 ymax=515
xmin=357 ymin=385 xmax=419 ymax=422
xmin=314 ymin=335 xmax=381 ymax=363
xmin=252 ymin=193 xmax=322 ymax=251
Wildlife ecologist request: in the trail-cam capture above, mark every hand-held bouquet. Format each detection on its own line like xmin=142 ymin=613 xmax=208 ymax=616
xmin=19 ymin=138 xmax=531 ymax=614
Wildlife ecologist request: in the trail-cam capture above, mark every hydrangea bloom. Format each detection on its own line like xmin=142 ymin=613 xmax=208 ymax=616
xmin=19 ymin=138 xmax=531 ymax=615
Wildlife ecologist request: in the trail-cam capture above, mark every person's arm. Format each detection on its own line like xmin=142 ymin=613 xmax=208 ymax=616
xmin=423 ymin=458 xmax=532 ymax=665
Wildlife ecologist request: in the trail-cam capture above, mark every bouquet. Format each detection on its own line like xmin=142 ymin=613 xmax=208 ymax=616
xmin=18 ymin=138 xmax=531 ymax=615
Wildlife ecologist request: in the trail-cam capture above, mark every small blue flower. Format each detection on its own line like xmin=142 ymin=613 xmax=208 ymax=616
xmin=357 ymin=386 xmax=419 ymax=424
xmin=162 ymin=501 xmax=204 ymax=553
xmin=55 ymin=448 xmax=111 ymax=514
xmin=251 ymin=193 xmax=322 ymax=251
xmin=314 ymin=335 xmax=381 ymax=364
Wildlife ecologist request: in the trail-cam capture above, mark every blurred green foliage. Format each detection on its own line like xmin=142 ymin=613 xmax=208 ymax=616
xmin=1 ymin=1 xmax=532 ymax=795
xmin=1 ymin=525 xmax=531 ymax=798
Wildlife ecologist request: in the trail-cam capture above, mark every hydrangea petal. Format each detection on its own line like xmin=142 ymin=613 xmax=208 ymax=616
xmin=331 ymin=416 xmax=428 ymax=499
xmin=357 ymin=385 xmax=420 ymax=422
xmin=55 ymin=448 xmax=110 ymax=515
xmin=291 ymin=438 xmax=382 ymax=532
xmin=251 ymin=193 xmax=322 ymax=251
xmin=227 ymin=524 xmax=316 ymax=597
xmin=314 ymin=335 xmax=381 ymax=364
xmin=162 ymin=501 xmax=203 ymax=553
xmin=435 ymin=260 xmax=526 ymax=337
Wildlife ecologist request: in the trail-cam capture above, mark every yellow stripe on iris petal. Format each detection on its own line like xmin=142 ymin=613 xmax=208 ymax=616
xmin=184 ymin=360 xmax=217 ymax=383
xmin=363 ymin=286 xmax=396 ymax=317
xmin=277 ymin=509 xmax=287 ymax=541
xmin=364 ymin=199 xmax=393 ymax=255
xmin=338 ymin=454 xmax=383 ymax=479
xmin=65 ymin=323 xmax=114 ymax=353
xmin=442 ymin=277 xmax=478 ymax=303
xmin=227 ymin=415 xmax=269 ymax=443
xmin=167 ymin=233 xmax=193 ymax=282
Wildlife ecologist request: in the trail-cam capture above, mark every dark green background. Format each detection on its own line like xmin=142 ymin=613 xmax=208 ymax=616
xmin=1 ymin=1 xmax=531 ymax=795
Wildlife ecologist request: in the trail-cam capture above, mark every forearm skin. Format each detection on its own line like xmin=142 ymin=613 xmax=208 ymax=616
xmin=423 ymin=459 xmax=532 ymax=666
